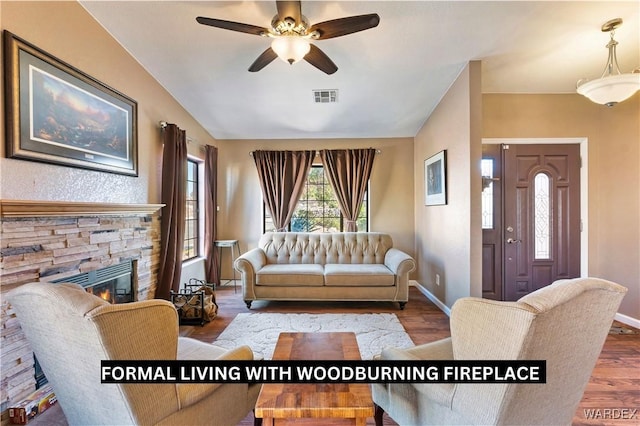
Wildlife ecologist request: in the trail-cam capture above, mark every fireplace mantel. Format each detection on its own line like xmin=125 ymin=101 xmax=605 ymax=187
xmin=0 ymin=199 xmax=164 ymax=218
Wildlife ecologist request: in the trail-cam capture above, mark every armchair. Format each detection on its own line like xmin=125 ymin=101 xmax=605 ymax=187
xmin=7 ymin=282 xmax=261 ymax=426
xmin=372 ymin=277 xmax=627 ymax=425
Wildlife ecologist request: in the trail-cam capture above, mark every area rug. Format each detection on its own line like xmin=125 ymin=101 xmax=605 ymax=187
xmin=213 ymin=313 xmax=414 ymax=360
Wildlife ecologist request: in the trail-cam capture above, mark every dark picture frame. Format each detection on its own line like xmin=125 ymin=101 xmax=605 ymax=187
xmin=424 ymin=150 xmax=447 ymax=205
xmin=3 ymin=31 xmax=138 ymax=176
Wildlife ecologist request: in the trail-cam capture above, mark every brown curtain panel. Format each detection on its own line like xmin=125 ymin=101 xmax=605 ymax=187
xmin=156 ymin=123 xmax=187 ymax=300
xmin=320 ymin=148 xmax=376 ymax=232
xmin=253 ymin=150 xmax=314 ymax=231
xmin=203 ymin=145 xmax=220 ymax=285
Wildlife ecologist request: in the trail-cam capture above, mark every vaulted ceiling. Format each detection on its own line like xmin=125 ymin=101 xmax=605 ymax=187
xmin=80 ymin=1 xmax=640 ymax=140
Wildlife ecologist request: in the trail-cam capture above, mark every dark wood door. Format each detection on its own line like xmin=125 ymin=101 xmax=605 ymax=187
xmin=481 ymin=144 xmax=503 ymax=300
xmin=503 ymin=144 xmax=581 ymax=301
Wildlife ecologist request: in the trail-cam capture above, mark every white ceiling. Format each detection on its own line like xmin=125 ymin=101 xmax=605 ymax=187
xmin=80 ymin=1 xmax=640 ymax=140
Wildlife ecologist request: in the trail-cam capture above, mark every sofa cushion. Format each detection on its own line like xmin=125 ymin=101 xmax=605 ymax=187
xmin=256 ymin=264 xmax=325 ymax=286
xmin=324 ymin=264 xmax=395 ymax=287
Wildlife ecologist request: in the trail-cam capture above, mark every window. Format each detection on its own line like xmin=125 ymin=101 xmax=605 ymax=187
xmin=183 ymin=159 xmax=200 ymax=261
xmin=264 ymin=165 xmax=368 ymax=232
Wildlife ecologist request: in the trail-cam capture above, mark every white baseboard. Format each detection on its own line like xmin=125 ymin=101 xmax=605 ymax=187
xmin=410 ymin=280 xmax=451 ymax=317
xmin=410 ymin=280 xmax=638 ymax=329
xmin=614 ymin=312 xmax=640 ymax=330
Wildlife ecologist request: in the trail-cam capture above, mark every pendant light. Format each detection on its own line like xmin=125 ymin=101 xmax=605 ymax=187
xmin=576 ymin=18 xmax=640 ymax=107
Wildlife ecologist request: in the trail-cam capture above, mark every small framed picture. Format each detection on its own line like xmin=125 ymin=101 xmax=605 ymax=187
xmin=424 ymin=150 xmax=447 ymax=205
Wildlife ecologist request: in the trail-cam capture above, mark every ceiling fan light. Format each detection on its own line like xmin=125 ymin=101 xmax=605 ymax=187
xmin=271 ymin=36 xmax=310 ymax=65
xmin=577 ymin=73 xmax=640 ymax=107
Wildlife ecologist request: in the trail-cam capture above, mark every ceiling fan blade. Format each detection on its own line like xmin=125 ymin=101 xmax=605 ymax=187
xmin=196 ymin=16 xmax=268 ymax=36
xmin=276 ymin=1 xmax=302 ymax=25
xmin=309 ymin=14 xmax=380 ymax=40
xmin=248 ymin=48 xmax=278 ymax=72
xmin=304 ymin=44 xmax=337 ymax=75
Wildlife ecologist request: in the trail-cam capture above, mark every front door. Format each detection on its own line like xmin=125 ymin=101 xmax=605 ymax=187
xmin=482 ymin=144 xmax=580 ymax=300
xmin=502 ymin=144 xmax=581 ymax=300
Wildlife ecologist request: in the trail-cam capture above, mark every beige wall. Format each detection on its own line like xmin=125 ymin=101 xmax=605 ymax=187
xmin=216 ymin=137 xmax=415 ymax=278
xmin=413 ymin=62 xmax=483 ymax=307
xmin=483 ymin=93 xmax=640 ymax=320
xmin=0 ymin=1 xmax=215 ymax=204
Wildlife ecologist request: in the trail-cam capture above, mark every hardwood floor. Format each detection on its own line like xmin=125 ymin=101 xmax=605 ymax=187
xmin=31 ymin=284 xmax=639 ymax=425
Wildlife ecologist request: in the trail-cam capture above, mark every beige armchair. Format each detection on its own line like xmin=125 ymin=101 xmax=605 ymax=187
xmin=7 ymin=282 xmax=261 ymax=426
xmin=372 ymin=277 xmax=627 ymax=425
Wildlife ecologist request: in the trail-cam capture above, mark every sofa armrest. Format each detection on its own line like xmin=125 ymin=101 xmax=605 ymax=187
xmin=379 ymin=340 xmax=455 ymax=407
xmin=216 ymin=345 xmax=255 ymax=361
xmin=234 ymin=247 xmax=266 ymax=275
xmin=378 ymin=338 xmax=453 ymax=362
xmin=176 ymin=341 xmax=256 ymax=409
xmin=234 ymin=248 xmax=266 ymax=301
xmin=384 ymin=248 xmax=416 ymax=276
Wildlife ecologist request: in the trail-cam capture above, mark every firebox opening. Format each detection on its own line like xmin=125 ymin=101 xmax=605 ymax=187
xmin=51 ymin=260 xmax=135 ymax=304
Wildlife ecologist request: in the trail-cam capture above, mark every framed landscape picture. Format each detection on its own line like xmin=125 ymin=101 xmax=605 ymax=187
xmin=3 ymin=31 xmax=138 ymax=176
xmin=424 ymin=150 xmax=447 ymax=205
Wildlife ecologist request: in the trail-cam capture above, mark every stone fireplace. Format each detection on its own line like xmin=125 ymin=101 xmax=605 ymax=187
xmin=0 ymin=200 xmax=163 ymax=412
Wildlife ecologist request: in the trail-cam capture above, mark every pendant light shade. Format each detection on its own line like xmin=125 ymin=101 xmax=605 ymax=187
xmin=577 ymin=73 xmax=640 ymax=106
xmin=576 ymin=18 xmax=640 ymax=107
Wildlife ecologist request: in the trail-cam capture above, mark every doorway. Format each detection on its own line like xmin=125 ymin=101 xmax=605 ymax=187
xmin=481 ymin=138 xmax=587 ymax=301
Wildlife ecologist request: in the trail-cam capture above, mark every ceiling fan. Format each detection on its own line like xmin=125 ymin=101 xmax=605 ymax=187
xmin=196 ymin=1 xmax=380 ymax=75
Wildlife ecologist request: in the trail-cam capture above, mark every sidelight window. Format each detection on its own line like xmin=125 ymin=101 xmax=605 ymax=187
xmin=481 ymin=159 xmax=494 ymax=229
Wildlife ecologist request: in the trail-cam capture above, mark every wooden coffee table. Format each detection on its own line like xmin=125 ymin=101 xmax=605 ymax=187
xmin=254 ymin=332 xmax=374 ymax=425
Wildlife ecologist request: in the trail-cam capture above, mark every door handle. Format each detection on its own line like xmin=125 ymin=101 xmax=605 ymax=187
xmin=507 ymin=238 xmax=522 ymax=244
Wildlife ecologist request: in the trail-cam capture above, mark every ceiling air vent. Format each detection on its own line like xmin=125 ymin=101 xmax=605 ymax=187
xmin=313 ymin=89 xmax=338 ymax=103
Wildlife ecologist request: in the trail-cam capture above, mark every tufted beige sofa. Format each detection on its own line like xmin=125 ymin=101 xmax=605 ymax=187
xmin=234 ymin=232 xmax=416 ymax=309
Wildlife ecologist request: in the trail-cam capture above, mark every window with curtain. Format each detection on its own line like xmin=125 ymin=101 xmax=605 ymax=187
xmin=183 ymin=158 xmax=201 ymax=260
xmin=264 ymin=165 xmax=368 ymax=232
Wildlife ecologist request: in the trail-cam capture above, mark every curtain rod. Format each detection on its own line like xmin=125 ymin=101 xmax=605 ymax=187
xmin=159 ymin=121 xmax=194 ymax=144
xmin=249 ymin=149 xmax=381 ymax=157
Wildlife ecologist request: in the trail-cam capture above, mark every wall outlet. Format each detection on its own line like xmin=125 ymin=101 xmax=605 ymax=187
xmin=435 ymin=274 xmax=440 ymax=286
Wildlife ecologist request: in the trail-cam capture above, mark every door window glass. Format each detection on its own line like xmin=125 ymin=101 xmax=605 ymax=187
xmin=534 ymin=173 xmax=550 ymax=259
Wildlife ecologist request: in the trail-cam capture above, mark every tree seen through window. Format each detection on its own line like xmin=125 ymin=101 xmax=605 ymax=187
xmin=264 ymin=166 xmax=368 ymax=232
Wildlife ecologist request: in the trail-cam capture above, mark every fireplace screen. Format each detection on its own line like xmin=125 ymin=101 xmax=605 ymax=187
xmin=51 ymin=261 xmax=134 ymax=304
xmin=85 ymin=274 xmax=133 ymax=304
